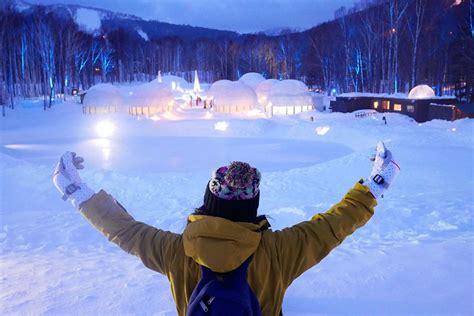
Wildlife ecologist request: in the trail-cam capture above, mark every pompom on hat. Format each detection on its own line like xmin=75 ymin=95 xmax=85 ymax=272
xmin=201 ymin=161 xmax=261 ymax=222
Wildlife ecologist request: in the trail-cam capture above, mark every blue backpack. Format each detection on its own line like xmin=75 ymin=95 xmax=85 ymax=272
xmin=186 ymin=256 xmax=262 ymax=316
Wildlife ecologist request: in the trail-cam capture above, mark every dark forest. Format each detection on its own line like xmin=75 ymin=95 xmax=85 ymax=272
xmin=1 ymin=0 xmax=472 ymax=110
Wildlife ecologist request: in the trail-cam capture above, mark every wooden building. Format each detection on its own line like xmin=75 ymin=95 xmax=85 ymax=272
xmin=329 ymin=94 xmax=469 ymax=123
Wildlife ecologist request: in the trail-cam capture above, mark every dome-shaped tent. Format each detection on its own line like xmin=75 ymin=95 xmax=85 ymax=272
xmin=256 ymin=79 xmax=279 ymax=104
xmin=239 ymin=72 xmax=266 ymax=91
xmin=127 ymin=82 xmax=175 ymax=116
xmin=267 ymin=80 xmax=313 ymax=116
xmin=209 ymin=81 xmax=258 ymax=113
xmin=408 ymin=84 xmax=435 ymax=99
xmin=83 ymin=84 xmax=124 ymax=114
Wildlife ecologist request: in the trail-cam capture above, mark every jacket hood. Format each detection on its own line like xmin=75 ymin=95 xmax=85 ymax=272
xmin=183 ymin=215 xmax=269 ymax=273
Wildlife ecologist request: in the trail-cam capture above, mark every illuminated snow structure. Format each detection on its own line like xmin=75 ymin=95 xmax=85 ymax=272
xmin=239 ymin=72 xmax=266 ymax=91
xmin=267 ymin=80 xmax=313 ymax=116
xmin=160 ymin=75 xmax=189 ymax=92
xmin=193 ymin=70 xmax=202 ymax=93
xmin=256 ymin=79 xmax=279 ymax=105
xmin=127 ymin=82 xmax=175 ymax=116
xmin=208 ymin=80 xmax=258 ymax=113
xmin=408 ymin=84 xmax=436 ymax=99
xmin=82 ymin=84 xmax=124 ymax=114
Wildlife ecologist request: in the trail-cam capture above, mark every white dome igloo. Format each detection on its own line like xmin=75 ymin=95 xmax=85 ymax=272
xmin=209 ymin=81 xmax=258 ymax=113
xmin=83 ymin=84 xmax=124 ymax=113
xmin=408 ymin=84 xmax=435 ymax=99
xmin=208 ymin=80 xmax=233 ymax=98
xmin=256 ymin=79 xmax=279 ymax=104
xmin=239 ymin=72 xmax=266 ymax=90
xmin=267 ymin=80 xmax=313 ymax=115
xmin=127 ymin=82 xmax=175 ymax=115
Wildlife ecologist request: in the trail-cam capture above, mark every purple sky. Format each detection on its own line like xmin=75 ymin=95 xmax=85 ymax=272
xmin=28 ymin=0 xmax=357 ymax=33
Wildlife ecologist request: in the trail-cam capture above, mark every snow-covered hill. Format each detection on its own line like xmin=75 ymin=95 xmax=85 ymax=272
xmin=11 ymin=0 xmax=238 ymax=40
xmin=260 ymin=26 xmax=303 ymax=36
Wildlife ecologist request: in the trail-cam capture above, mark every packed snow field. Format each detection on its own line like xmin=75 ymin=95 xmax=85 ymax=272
xmin=1 ymin=99 xmax=473 ymax=315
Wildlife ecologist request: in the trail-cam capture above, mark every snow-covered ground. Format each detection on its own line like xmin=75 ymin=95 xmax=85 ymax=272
xmin=1 ymin=99 xmax=473 ymax=315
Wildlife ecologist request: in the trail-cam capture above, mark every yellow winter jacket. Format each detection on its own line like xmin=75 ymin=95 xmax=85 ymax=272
xmin=79 ymin=182 xmax=376 ymax=315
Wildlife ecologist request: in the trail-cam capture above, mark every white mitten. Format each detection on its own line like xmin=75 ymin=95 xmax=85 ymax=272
xmin=53 ymin=151 xmax=95 ymax=208
xmin=364 ymin=142 xmax=400 ymax=199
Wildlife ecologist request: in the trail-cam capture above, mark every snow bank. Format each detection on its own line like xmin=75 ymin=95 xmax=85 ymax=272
xmin=83 ymin=84 xmax=123 ymax=110
xmin=75 ymin=8 xmax=101 ymax=34
xmin=208 ymin=81 xmax=257 ymax=112
xmin=239 ymin=72 xmax=266 ymax=91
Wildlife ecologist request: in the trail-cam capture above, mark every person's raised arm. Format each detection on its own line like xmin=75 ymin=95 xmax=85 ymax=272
xmin=271 ymin=142 xmax=400 ymax=286
xmin=52 ymin=152 xmax=181 ymax=275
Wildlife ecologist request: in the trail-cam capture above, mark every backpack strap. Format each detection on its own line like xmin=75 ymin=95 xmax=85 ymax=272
xmin=200 ymin=256 xmax=253 ymax=282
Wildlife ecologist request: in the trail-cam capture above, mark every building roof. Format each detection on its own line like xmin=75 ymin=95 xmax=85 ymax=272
xmin=336 ymin=92 xmax=456 ymax=100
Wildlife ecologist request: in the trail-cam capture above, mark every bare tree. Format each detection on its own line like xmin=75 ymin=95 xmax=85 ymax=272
xmin=406 ymin=0 xmax=427 ymax=88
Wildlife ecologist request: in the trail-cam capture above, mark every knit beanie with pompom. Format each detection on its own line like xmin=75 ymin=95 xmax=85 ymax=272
xmin=201 ymin=161 xmax=261 ymax=222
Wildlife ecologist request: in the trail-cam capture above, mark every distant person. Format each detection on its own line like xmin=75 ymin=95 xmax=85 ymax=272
xmin=382 ymin=116 xmax=387 ymax=125
xmin=53 ymin=142 xmax=400 ymax=315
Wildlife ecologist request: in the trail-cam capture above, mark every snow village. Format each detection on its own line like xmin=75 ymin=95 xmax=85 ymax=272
xmin=1 ymin=0 xmax=473 ymax=315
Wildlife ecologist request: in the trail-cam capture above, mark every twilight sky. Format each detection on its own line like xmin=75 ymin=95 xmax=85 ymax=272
xmin=29 ymin=0 xmax=357 ymax=33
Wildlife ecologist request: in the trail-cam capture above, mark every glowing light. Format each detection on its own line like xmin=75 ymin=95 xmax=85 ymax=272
xmin=102 ymin=148 xmax=111 ymax=161
xmin=451 ymin=128 xmax=456 ymax=132
xmin=3 ymin=144 xmax=47 ymax=150
xmin=93 ymin=138 xmax=111 ymax=148
xmin=315 ymin=126 xmax=330 ymax=135
xmin=150 ymin=115 xmax=160 ymax=121
xmin=95 ymin=120 xmax=115 ymax=138
xmin=129 ymin=91 xmax=133 ymax=96
xmin=214 ymin=121 xmax=229 ymax=131
xmin=409 ymin=84 xmax=435 ymax=99
xmin=168 ymin=101 xmax=174 ymax=106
